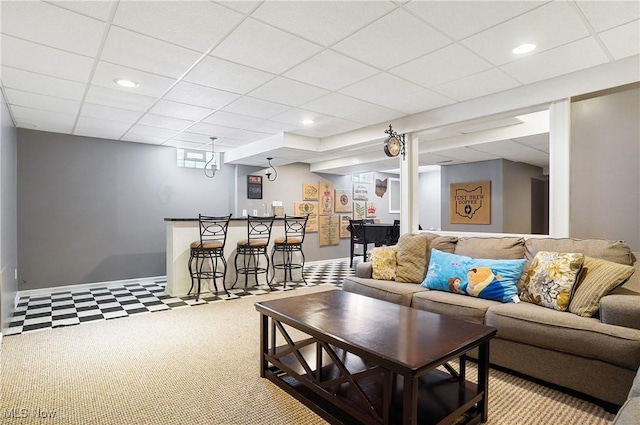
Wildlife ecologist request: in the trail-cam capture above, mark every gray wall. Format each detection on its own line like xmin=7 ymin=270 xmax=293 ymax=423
xmin=18 ymin=129 xmax=235 ymax=290
xmin=17 ymin=132 xmax=401 ymax=290
xmin=1 ymin=90 xmax=18 ymax=332
xmin=571 ymin=83 xmax=640 ymax=250
xmin=418 ymin=169 xmax=442 ymax=230
xmin=503 ymin=160 xmax=547 ymax=234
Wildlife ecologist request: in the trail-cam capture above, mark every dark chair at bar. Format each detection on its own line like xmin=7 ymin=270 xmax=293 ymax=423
xmin=349 ymin=218 xmax=373 ymax=268
xmin=388 ymin=219 xmax=400 ymax=245
xmin=188 ymin=214 xmax=232 ymax=300
xmin=233 ymin=215 xmax=275 ymax=293
xmin=270 ymin=214 xmax=309 ymax=289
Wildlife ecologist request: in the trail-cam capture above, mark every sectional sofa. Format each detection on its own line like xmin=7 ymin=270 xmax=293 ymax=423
xmin=342 ymin=232 xmax=640 ymax=408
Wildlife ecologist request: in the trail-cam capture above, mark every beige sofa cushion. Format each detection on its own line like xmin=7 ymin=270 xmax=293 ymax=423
xmin=454 ymin=237 xmax=525 ymax=259
xmin=486 ymin=302 xmax=640 ymax=370
xmin=395 ymin=233 xmax=457 ymax=283
xmin=411 ymin=290 xmax=500 ymax=324
xmin=341 ymin=276 xmax=427 ymax=306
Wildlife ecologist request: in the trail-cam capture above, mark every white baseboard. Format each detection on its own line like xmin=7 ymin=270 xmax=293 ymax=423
xmin=0 ymin=332 xmax=3 ymax=346
xmin=16 ymin=275 xmax=166 ymax=303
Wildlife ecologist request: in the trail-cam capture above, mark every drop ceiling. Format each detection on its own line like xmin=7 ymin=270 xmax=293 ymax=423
xmin=1 ymin=1 xmax=638 ymax=174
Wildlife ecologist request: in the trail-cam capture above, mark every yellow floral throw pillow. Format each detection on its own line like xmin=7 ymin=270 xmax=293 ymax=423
xmin=520 ymin=251 xmax=585 ymax=311
xmin=369 ymin=246 xmax=398 ymax=281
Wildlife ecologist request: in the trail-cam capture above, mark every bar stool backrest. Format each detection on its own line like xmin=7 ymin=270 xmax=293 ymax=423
xmin=349 ymin=219 xmax=373 ymax=243
xmin=283 ymin=214 xmax=309 ymax=244
xmin=247 ymin=215 xmax=276 ymax=245
xmin=199 ymin=214 xmax=232 ymax=248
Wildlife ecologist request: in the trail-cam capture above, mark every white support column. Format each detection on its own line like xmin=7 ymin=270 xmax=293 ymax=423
xmin=400 ymin=133 xmax=420 ymax=234
xmin=548 ymin=99 xmax=571 ymax=237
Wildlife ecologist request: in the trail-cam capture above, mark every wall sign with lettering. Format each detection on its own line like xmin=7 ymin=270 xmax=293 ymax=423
xmin=449 ymin=181 xmax=491 ymax=224
xmin=247 ymin=175 xmax=263 ymax=199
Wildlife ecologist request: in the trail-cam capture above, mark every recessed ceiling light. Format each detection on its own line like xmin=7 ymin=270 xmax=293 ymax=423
xmin=301 ymin=119 xmax=314 ymax=125
xmin=512 ymin=43 xmax=536 ymax=55
xmin=114 ymin=78 xmax=139 ymax=88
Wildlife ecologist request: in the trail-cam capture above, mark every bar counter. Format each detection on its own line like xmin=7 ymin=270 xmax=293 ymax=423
xmin=165 ymin=217 xmax=288 ymax=297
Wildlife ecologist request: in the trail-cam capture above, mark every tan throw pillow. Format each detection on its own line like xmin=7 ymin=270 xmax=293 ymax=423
xmin=395 ymin=233 xmax=434 ymax=283
xmin=369 ymin=246 xmax=398 ymax=281
xmin=454 ymin=237 xmax=525 ymax=260
xmin=520 ymin=251 xmax=585 ymax=311
xmin=568 ymin=257 xmax=635 ymax=317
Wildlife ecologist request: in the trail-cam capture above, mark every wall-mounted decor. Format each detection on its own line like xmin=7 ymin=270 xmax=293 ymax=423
xmin=388 ymin=177 xmax=400 ymax=213
xmin=353 ymin=183 xmax=370 ymax=201
xmin=302 ymin=183 xmax=318 ymax=201
xmin=294 ymin=201 xmax=318 ymax=232
xmin=352 ymin=172 xmax=374 ymax=183
xmin=334 ymin=189 xmax=352 ymax=213
xmin=339 ymin=215 xmax=351 ymax=238
xmin=353 ymin=201 xmax=366 ymax=219
xmin=449 ymin=181 xmax=491 ymax=224
xmin=375 ymin=178 xmax=388 ymax=198
xmin=366 ymin=201 xmax=377 ymax=218
xmin=319 ymin=215 xmax=340 ymax=246
xmin=318 ymin=181 xmax=334 ymax=216
xmin=247 ymin=175 xmax=262 ymax=199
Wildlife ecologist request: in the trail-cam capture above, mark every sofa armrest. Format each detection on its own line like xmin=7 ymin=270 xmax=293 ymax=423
xmin=355 ymin=262 xmax=373 ymax=278
xmin=600 ymin=295 xmax=640 ymax=330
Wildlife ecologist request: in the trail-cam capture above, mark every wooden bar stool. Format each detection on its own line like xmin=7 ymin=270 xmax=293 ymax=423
xmin=187 ymin=214 xmax=231 ymax=300
xmin=269 ymin=214 xmax=309 ymax=289
xmin=233 ymin=215 xmax=275 ymax=293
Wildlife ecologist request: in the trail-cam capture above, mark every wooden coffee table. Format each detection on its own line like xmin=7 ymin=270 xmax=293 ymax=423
xmin=255 ymin=290 xmax=497 ymax=425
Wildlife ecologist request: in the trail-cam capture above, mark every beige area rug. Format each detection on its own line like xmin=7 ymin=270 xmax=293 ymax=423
xmin=1 ymin=286 xmax=615 ymax=425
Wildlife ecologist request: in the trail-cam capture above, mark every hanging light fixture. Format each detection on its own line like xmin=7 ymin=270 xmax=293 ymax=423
xmin=265 ymin=157 xmax=278 ymax=181
xmin=204 ymin=137 xmax=218 ymax=178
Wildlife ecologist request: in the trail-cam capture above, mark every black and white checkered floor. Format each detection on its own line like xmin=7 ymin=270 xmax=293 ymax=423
xmin=5 ymin=258 xmax=358 ymax=337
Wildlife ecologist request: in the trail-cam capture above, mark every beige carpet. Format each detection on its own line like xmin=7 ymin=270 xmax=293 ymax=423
xmin=1 ymin=286 xmax=615 ymax=425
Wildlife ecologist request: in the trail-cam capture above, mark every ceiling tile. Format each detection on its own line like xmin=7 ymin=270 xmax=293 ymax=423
xmin=101 ymin=27 xmax=202 ymax=79
xmin=113 ymin=1 xmax=243 ymax=52
xmin=251 ymin=1 xmax=395 ymax=46
xmin=92 ymin=61 xmax=176 ymax=98
xmin=431 ymin=68 xmax=521 ymax=102
xmin=406 ymin=1 xmax=546 ymax=41
xmin=339 ymin=73 xmax=425 ymax=105
xmin=244 ymin=120 xmax=300 ymax=134
xmin=332 ymin=9 xmax=451 ymax=70
xmin=390 ymin=44 xmax=492 ymax=88
xmin=202 ymin=111 xmax=263 ymax=130
xmin=1 ymin=67 xmax=86 ymax=101
xmin=211 ymin=18 xmax=323 ymax=74
xmin=284 ymin=50 xmax=379 ymax=91
xmin=575 ymin=1 xmax=640 ymax=32
xmin=229 ymin=129 xmax=273 ymax=143
xmin=435 ymin=146 xmax=500 ymax=163
xmin=120 ymin=133 xmax=167 ymax=145
xmin=84 ymin=85 xmax=157 ymax=112
xmin=49 ymin=1 xmax=115 ymax=21
xmin=345 ymin=104 xmax=405 ymax=126
xmin=301 ymin=93 xmax=374 ymax=117
xmin=80 ymin=103 xmax=144 ymax=124
xmin=1 ymin=35 xmax=94 ymax=82
xmin=186 ymin=122 xmax=239 ymax=138
xmin=164 ymin=81 xmax=240 ymax=110
xmin=221 ymin=97 xmax=290 ymax=119
xmin=290 ymin=118 xmax=363 ymax=138
xmin=500 ymin=38 xmax=609 ymax=85
xmin=170 ymin=132 xmax=216 ymax=145
xmin=248 ymin=77 xmax=328 ymax=107
xmin=599 ymin=21 xmax=640 ymax=60
xmin=74 ymin=126 xmax=127 ymax=141
xmin=11 ymin=105 xmax=76 ymax=132
xmin=1 ymin=1 xmax=106 ymax=56
xmin=184 ymin=56 xmax=275 ymax=95
xmin=217 ymin=1 xmax=260 ymax=15
xmin=148 ymin=100 xmax=214 ymax=122
xmin=75 ymin=116 xmax=132 ymax=134
xmin=461 ymin=2 xmax=591 ymax=66
xmin=125 ymin=124 xmax=178 ymax=139
xmin=162 ymin=139 xmax=207 ymax=150
xmin=137 ymin=114 xmax=194 ymax=131
xmin=4 ymin=88 xmax=80 ymax=115
xmin=269 ymin=108 xmax=333 ymax=127
xmin=383 ymin=89 xmax=455 ymax=115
